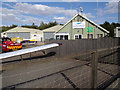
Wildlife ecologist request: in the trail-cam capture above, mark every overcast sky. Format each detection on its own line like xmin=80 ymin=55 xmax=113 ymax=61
xmin=0 ymin=0 xmax=119 ymax=26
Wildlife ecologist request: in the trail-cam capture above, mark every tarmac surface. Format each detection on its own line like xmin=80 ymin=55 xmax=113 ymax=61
xmin=2 ymin=50 xmax=119 ymax=88
xmin=2 ymin=54 xmax=88 ymax=88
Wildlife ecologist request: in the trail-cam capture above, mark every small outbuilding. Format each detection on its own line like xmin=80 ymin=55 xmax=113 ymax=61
xmin=55 ymin=13 xmax=109 ymax=40
xmin=114 ymin=27 xmax=120 ymax=37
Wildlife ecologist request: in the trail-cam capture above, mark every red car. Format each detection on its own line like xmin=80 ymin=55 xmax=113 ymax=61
xmin=1 ymin=37 xmax=22 ymax=52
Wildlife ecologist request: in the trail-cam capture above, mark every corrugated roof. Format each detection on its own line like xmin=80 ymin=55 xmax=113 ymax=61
xmin=5 ymin=27 xmax=42 ymax=32
xmin=43 ymin=25 xmax=62 ymax=32
xmin=55 ymin=13 xmax=109 ymax=33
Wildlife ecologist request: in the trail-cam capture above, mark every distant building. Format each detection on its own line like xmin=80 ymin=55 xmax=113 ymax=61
xmin=114 ymin=27 xmax=120 ymax=37
xmin=1 ymin=27 xmax=43 ymax=41
xmin=1 ymin=25 xmax=62 ymax=41
xmin=43 ymin=25 xmax=62 ymax=41
xmin=55 ymin=13 xmax=109 ymax=40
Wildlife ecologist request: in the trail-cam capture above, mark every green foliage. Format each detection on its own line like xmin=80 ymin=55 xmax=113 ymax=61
xmin=38 ymin=21 xmax=58 ymax=30
xmin=21 ymin=21 xmax=58 ymax=30
xmin=1 ymin=21 xmax=58 ymax=32
xmin=1 ymin=24 xmax=18 ymax=32
xmin=100 ymin=21 xmax=120 ymax=37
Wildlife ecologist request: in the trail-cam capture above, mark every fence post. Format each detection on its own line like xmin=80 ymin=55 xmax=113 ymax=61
xmin=91 ymin=51 xmax=98 ymax=89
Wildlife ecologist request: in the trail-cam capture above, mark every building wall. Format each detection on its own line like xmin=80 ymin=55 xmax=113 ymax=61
xmin=30 ymin=31 xmax=43 ymax=41
xmin=1 ymin=28 xmax=43 ymax=41
xmin=57 ymin=15 xmax=107 ymax=39
xmin=1 ymin=32 xmax=7 ymax=37
xmin=114 ymin=27 xmax=120 ymax=37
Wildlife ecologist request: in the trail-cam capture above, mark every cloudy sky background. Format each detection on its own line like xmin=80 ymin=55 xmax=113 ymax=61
xmin=0 ymin=0 xmax=119 ymax=26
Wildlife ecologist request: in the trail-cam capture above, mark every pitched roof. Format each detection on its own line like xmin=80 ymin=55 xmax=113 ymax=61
xmin=4 ymin=27 xmax=42 ymax=33
xmin=55 ymin=13 xmax=109 ymax=33
xmin=43 ymin=25 xmax=62 ymax=32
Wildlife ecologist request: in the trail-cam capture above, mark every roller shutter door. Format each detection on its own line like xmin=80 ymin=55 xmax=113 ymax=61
xmin=7 ymin=32 xmax=30 ymax=39
xmin=44 ymin=32 xmax=54 ymax=40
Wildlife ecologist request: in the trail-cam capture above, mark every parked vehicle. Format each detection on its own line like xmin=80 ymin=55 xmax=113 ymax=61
xmin=1 ymin=37 xmax=22 ymax=52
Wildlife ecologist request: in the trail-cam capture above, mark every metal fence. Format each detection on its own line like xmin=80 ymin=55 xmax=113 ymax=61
xmin=45 ymin=37 xmax=120 ymax=57
xmin=2 ymin=37 xmax=120 ymax=89
xmin=44 ymin=37 xmax=120 ymax=89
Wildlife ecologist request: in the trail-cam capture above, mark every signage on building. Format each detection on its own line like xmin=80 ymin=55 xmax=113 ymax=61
xmin=72 ymin=21 xmax=85 ymax=29
xmin=87 ymin=27 xmax=93 ymax=32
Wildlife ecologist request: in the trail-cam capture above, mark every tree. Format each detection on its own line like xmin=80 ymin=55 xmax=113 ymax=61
xmin=39 ymin=21 xmax=58 ymax=30
xmin=100 ymin=21 xmax=120 ymax=37
xmin=1 ymin=21 xmax=58 ymax=32
xmin=48 ymin=21 xmax=58 ymax=27
xmin=11 ymin=24 xmax=18 ymax=28
xmin=32 ymin=23 xmax=35 ymax=26
xmin=1 ymin=24 xmax=18 ymax=32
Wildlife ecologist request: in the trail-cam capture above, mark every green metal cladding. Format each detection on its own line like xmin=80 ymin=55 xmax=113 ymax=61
xmin=57 ymin=15 xmax=108 ymax=39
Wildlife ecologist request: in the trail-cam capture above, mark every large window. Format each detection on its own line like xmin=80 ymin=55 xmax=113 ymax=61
xmin=74 ymin=34 xmax=82 ymax=39
xmin=56 ymin=35 xmax=68 ymax=40
xmin=87 ymin=34 xmax=93 ymax=39
xmin=97 ymin=34 xmax=103 ymax=38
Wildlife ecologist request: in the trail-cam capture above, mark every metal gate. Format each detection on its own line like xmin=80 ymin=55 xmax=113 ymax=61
xmin=7 ymin=32 xmax=30 ymax=39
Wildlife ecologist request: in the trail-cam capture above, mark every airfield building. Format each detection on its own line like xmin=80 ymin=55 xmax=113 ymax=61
xmin=1 ymin=27 xmax=43 ymax=41
xmin=55 ymin=13 xmax=109 ymax=40
xmin=1 ymin=25 xmax=62 ymax=41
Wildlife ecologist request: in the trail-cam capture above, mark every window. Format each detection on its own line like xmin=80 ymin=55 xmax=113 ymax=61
xmin=56 ymin=35 xmax=59 ymax=40
xmin=60 ymin=35 xmax=63 ymax=40
xmin=64 ymin=35 xmax=68 ymax=40
xmin=75 ymin=35 xmax=79 ymax=39
xmin=87 ymin=34 xmax=93 ymax=39
xmin=97 ymin=34 xmax=103 ymax=38
xmin=74 ymin=34 xmax=82 ymax=39
xmin=56 ymin=35 xmax=69 ymax=40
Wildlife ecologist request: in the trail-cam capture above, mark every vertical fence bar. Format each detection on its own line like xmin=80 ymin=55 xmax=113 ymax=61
xmin=91 ymin=51 xmax=98 ymax=88
xmin=20 ymin=55 xmax=23 ymax=61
